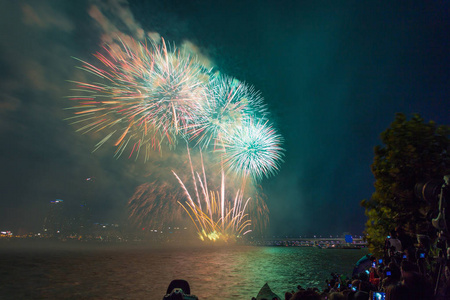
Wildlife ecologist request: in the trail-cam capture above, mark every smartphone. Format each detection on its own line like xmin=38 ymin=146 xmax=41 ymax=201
xmin=372 ymin=262 xmax=376 ymax=268
xmin=386 ymin=271 xmax=391 ymax=276
xmin=338 ymin=283 xmax=340 ymax=289
xmin=372 ymin=291 xmax=386 ymax=300
xmin=402 ymin=254 xmax=407 ymax=259
xmin=352 ymin=286 xmax=357 ymax=292
xmin=378 ymin=259 xmax=383 ymax=264
xmin=365 ymin=270 xmax=370 ymax=274
xmin=420 ymin=253 xmax=425 ymax=258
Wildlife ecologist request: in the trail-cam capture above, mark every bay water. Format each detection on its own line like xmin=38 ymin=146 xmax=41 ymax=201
xmin=0 ymin=242 xmax=368 ymax=299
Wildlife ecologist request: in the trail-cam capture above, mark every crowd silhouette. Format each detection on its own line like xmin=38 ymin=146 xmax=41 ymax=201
xmin=252 ymin=230 xmax=450 ymax=300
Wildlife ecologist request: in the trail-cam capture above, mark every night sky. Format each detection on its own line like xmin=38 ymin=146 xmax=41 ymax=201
xmin=0 ymin=0 xmax=448 ymax=237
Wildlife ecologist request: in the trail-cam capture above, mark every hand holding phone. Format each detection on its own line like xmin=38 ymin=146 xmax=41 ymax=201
xmin=372 ymin=291 xmax=386 ymax=300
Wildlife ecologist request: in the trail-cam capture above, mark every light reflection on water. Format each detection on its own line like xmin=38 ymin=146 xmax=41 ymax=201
xmin=0 ymin=244 xmax=368 ymax=299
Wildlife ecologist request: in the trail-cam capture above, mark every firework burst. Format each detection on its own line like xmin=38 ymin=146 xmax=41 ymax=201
xmin=146 ymin=39 xmax=208 ymax=141
xmin=66 ymin=38 xmax=208 ymax=160
xmin=127 ymin=147 xmax=268 ymax=239
xmin=69 ymin=37 xmax=283 ymax=237
xmin=221 ymin=119 xmax=284 ymax=181
xmin=128 ymin=179 xmax=186 ymax=230
xmin=172 ymin=149 xmax=257 ymax=242
xmin=189 ymin=74 xmax=266 ymax=149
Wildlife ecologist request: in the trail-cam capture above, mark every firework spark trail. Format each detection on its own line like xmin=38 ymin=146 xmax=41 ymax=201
xmin=148 ymin=39 xmax=207 ymax=136
xmin=221 ymin=119 xmax=285 ymax=181
xmin=67 ymin=38 xmax=208 ymax=160
xmin=172 ymin=149 xmax=256 ymax=242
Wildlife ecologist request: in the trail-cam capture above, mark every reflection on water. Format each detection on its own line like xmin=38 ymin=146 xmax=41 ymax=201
xmin=0 ymin=243 xmax=368 ymax=299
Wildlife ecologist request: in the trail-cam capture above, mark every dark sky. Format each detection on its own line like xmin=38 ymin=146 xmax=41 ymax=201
xmin=0 ymin=0 xmax=448 ymax=237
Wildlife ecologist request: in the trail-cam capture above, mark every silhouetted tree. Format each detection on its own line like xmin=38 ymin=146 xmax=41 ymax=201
xmin=361 ymin=113 xmax=450 ymax=255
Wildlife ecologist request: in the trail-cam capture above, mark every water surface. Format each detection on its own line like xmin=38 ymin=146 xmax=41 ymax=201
xmin=0 ymin=242 xmax=368 ymax=299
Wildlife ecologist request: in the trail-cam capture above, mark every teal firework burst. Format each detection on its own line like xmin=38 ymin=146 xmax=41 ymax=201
xmin=189 ymin=75 xmax=267 ymax=149
xmin=221 ymin=120 xmax=284 ymax=181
